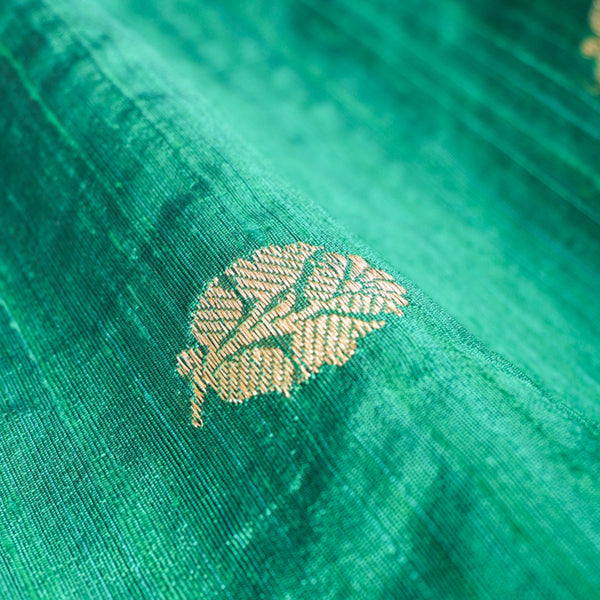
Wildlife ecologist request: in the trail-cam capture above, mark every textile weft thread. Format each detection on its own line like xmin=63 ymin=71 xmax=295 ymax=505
xmin=177 ymin=242 xmax=408 ymax=426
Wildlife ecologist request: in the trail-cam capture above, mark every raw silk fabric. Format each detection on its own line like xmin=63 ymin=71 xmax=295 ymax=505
xmin=1 ymin=0 xmax=599 ymax=599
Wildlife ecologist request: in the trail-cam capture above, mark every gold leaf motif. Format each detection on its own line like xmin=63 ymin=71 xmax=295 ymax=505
xmin=176 ymin=243 xmax=408 ymax=427
xmin=582 ymin=0 xmax=600 ymax=85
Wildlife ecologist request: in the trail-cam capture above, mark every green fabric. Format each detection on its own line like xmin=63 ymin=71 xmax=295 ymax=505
xmin=0 ymin=0 xmax=599 ymax=599
xmin=96 ymin=0 xmax=600 ymax=419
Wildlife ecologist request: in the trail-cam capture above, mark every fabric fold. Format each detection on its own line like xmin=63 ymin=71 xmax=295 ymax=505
xmin=1 ymin=1 xmax=599 ymax=598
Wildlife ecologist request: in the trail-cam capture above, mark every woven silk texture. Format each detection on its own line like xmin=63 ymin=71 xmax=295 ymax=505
xmin=1 ymin=0 xmax=599 ymax=598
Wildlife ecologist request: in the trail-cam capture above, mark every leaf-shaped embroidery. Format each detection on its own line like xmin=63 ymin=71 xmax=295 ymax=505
xmin=177 ymin=242 xmax=408 ymax=427
xmin=582 ymin=0 xmax=600 ymax=84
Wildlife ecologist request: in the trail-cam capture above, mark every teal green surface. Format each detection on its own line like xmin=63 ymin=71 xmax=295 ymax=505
xmin=97 ymin=0 xmax=600 ymax=419
xmin=1 ymin=0 xmax=599 ymax=599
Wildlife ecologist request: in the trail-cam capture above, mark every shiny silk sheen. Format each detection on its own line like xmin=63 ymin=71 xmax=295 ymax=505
xmin=1 ymin=1 xmax=599 ymax=599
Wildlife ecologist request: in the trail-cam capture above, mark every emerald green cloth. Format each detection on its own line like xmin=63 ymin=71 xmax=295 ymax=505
xmin=1 ymin=0 xmax=599 ymax=598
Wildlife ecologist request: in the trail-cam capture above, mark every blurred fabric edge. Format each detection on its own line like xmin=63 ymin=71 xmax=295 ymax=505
xmin=94 ymin=0 xmax=600 ymax=421
xmin=1 ymin=1 xmax=599 ymax=599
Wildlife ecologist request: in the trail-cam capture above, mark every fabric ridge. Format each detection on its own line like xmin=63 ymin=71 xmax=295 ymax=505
xmin=0 ymin=0 xmax=599 ymax=599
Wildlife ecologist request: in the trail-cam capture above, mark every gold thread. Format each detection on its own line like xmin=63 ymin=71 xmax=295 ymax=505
xmin=582 ymin=0 xmax=600 ymax=85
xmin=176 ymin=242 xmax=408 ymax=427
